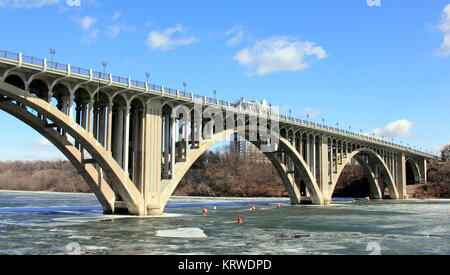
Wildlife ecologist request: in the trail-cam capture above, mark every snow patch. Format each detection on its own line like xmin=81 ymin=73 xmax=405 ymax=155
xmin=156 ymin=228 xmax=207 ymax=238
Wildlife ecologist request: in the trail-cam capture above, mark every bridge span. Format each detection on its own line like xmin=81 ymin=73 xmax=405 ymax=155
xmin=0 ymin=50 xmax=437 ymax=215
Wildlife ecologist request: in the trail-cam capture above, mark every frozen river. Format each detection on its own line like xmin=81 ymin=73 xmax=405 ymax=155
xmin=0 ymin=191 xmax=449 ymax=255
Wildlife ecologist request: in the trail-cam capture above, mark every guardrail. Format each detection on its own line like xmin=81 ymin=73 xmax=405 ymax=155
xmin=0 ymin=49 xmax=438 ymax=159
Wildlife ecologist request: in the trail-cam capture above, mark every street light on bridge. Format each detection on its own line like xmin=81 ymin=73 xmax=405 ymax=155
xmin=146 ymin=72 xmax=151 ymax=83
xmin=50 ymin=48 xmax=56 ymax=62
xmin=183 ymin=82 xmax=187 ymax=93
xmin=101 ymin=61 xmax=107 ymax=78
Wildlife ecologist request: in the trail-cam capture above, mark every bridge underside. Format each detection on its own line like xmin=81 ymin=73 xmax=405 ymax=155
xmin=0 ymin=62 xmax=432 ymax=215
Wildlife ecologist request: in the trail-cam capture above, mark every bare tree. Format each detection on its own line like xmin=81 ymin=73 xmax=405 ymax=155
xmin=442 ymin=144 xmax=450 ymax=162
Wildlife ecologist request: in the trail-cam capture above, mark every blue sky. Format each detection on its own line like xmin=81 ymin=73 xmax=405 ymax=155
xmin=0 ymin=0 xmax=449 ymax=161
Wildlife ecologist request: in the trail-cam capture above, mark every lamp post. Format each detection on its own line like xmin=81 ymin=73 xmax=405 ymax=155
xmin=213 ymin=90 xmax=217 ymax=99
xmin=101 ymin=61 xmax=107 ymax=79
xmin=183 ymin=82 xmax=187 ymax=93
xmin=49 ymin=48 xmax=56 ymax=67
xmin=146 ymin=72 xmax=151 ymax=83
xmin=322 ymin=118 xmax=325 ymax=127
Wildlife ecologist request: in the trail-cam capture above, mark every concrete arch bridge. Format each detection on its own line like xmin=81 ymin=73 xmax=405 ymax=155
xmin=0 ymin=51 xmax=436 ymax=215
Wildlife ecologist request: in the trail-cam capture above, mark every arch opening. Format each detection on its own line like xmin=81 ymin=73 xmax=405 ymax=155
xmin=331 ymin=149 xmax=399 ymax=200
xmin=161 ymin=122 xmax=323 ymax=208
xmin=333 ymin=161 xmax=372 ymax=198
xmin=4 ymin=75 xmax=25 ymax=90
xmin=406 ymin=159 xmax=420 ymax=185
xmin=0 ymin=85 xmax=116 ymax=213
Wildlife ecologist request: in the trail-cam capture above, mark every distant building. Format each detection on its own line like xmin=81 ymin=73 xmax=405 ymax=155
xmin=230 ymin=134 xmax=269 ymax=163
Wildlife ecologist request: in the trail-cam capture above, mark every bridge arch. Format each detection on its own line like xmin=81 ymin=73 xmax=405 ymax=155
xmin=158 ymin=128 xmax=324 ymax=211
xmin=0 ymin=81 xmax=145 ymax=215
xmin=406 ymin=158 xmax=421 ymax=185
xmin=330 ymin=148 xmax=399 ymax=200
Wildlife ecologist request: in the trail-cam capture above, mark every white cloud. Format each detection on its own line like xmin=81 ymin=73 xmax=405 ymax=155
xmin=372 ymin=120 xmax=418 ymax=139
xmin=436 ymin=4 xmax=450 ymax=57
xmin=65 ymin=0 xmax=80 ymax=7
xmin=0 ymin=0 xmax=61 ymax=9
xmin=32 ymin=138 xmax=53 ymax=147
xmin=112 ymin=11 xmax=121 ymax=21
xmin=146 ymin=25 xmax=196 ymax=51
xmin=79 ymin=16 xmax=96 ymax=30
xmin=106 ymin=23 xmax=134 ymax=39
xmin=226 ymin=26 xmax=245 ymax=46
xmin=234 ymin=36 xmax=327 ymax=76
xmin=300 ymin=107 xmax=323 ymax=119
xmin=80 ymin=28 xmax=99 ymax=44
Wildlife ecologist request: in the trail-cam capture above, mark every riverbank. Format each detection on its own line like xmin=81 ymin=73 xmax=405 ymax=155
xmin=0 ymin=158 xmax=449 ymax=199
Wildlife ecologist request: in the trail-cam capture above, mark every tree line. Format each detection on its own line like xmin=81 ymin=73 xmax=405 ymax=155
xmin=0 ymin=147 xmax=449 ymax=198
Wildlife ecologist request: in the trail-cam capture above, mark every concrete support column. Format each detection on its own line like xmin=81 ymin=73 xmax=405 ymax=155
xmin=333 ymin=141 xmax=338 ymax=173
xmin=93 ymin=107 xmax=99 ymax=139
xmin=99 ymin=106 xmax=106 ymax=147
xmin=115 ymin=107 xmax=124 ymax=168
xmin=182 ymin=121 xmax=189 ymax=160
xmin=312 ymin=137 xmax=316 ymax=179
xmin=88 ymin=98 xmax=94 ymax=134
xmin=81 ymin=103 xmax=88 ymax=130
xmin=143 ymin=100 xmax=163 ymax=215
xmin=299 ymin=133 xmax=304 ymax=158
xmin=171 ymin=116 xmax=177 ymax=172
xmin=68 ymin=97 xmax=74 ymax=121
xmin=394 ymin=156 xmax=398 ymax=180
xmin=330 ymin=140 xmax=334 ymax=185
xmin=47 ymin=92 xmax=53 ymax=104
xmin=123 ymin=105 xmax=131 ymax=176
xmin=106 ymin=103 xmax=113 ymax=153
xmin=163 ymin=115 xmax=171 ymax=177
xmin=419 ymin=159 xmax=427 ymax=185
xmin=320 ymin=136 xmax=330 ymax=205
xmin=306 ymin=135 xmax=311 ymax=171
xmin=396 ymin=153 xmax=407 ymax=200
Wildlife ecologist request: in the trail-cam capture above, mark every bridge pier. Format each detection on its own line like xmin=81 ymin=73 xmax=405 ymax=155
xmin=396 ymin=154 xmax=408 ymax=200
xmin=143 ymin=100 xmax=164 ymax=215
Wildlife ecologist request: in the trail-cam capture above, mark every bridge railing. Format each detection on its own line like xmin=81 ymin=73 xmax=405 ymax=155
xmin=22 ymin=55 xmax=45 ymax=67
xmin=71 ymin=66 xmax=90 ymax=76
xmin=0 ymin=49 xmax=437 ymax=158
